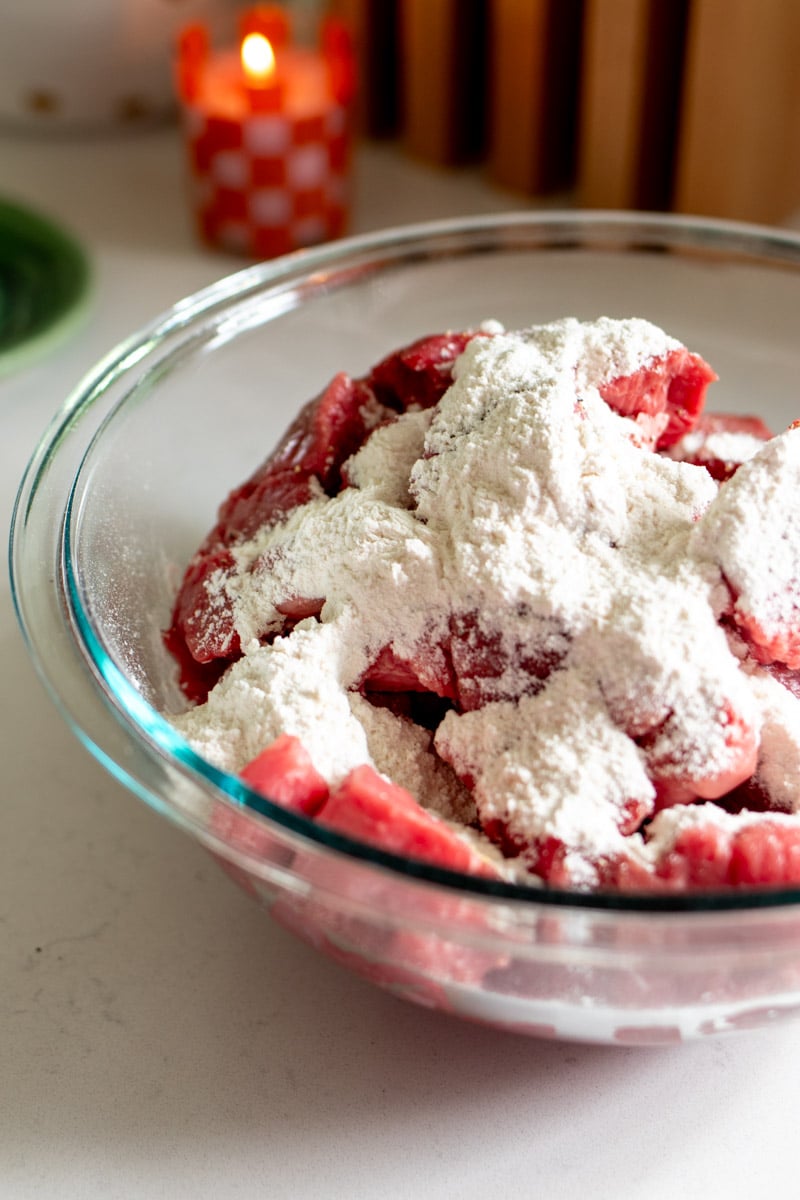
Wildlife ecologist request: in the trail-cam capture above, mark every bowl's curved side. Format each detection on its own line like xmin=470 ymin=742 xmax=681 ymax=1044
xmin=11 ymin=211 xmax=800 ymax=1043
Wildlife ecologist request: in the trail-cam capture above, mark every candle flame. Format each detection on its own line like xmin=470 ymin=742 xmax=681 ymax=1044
xmin=241 ymin=32 xmax=276 ymax=83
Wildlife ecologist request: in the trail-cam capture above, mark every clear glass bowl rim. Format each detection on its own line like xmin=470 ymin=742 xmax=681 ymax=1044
xmin=12 ymin=207 xmax=800 ymax=918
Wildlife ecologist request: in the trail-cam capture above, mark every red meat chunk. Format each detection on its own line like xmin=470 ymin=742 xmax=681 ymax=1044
xmin=763 ymin=661 xmax=800 ymax=701
xmin=168 ymin=372 xmax=389 ymax=694
xmin=162 ymin=616 xmax=233 ymax=705
xmin=729 ymin=823 xmax=800 ymax=885
xmin=599 ymin=347 xmax=717 ymax=448
xmin=359 ymin=641 xmax=457 ymax=702
xmin=736 ymin=609 xmax=800 ymax=674
xmin=605 ymin=816 xmax=800 ymax=892
xmin=698 ymin=427 xmax=800 ymax=671
xmin=321 ymin=764 xmax=499 ymax=877
xmin=240 ymin=734 xmax=329 ymax=816
xmin=449 ymin=611 xmax=566 ymax=712
xmin=667 ymin=412 xmax=773 ymax=481
xmin=368 ymin=331 xmax=479 ymax=411
xmin=643 ymin=699 xmax=760 ymax=809
xmin=170 ymin=546 xmax=240 ymax=670
xmin=212 ymin=473 xmax=319 ymax=551
xmin=203 ymin=372 xmax=382 ymax=557
xmin=664 ymin=819 xmax=800 ymax=888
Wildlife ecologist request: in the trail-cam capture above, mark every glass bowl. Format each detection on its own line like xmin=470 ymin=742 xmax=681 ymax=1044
xmin=11 ymin=212 xmax=800 ymax=1046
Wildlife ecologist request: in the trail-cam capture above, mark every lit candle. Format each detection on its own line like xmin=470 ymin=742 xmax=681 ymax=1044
xmin=241 ymin=32 xmax=280 ymax=113
xmin=175 ymin=5 xmax=355 ymax=258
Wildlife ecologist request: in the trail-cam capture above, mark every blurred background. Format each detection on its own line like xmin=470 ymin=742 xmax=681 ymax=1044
xmin=1 ymin=0 xmax=798 ymax=234
xmin=335 ymin=0 xmax=800 ymax=227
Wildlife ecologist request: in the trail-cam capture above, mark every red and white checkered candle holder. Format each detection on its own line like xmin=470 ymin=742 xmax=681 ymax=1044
xmin=176 ymin=6 xmax=355 ymax=258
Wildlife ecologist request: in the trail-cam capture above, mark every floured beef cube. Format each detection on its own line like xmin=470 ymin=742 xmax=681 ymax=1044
xmin=690 ymin=426 xmax=800 ymax=670
xmin=664 ymin=412 xmax=773 ymax=481
xmin=167 ymin=334 xmax=483 ymax=699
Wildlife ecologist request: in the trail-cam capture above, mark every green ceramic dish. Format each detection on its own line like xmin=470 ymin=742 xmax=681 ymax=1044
xmin=0 ymin=197 xmax=90 ymax=376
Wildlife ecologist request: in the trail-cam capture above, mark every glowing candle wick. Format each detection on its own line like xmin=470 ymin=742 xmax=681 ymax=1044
xmin=241 ymin=33 xmax=275 ymax=83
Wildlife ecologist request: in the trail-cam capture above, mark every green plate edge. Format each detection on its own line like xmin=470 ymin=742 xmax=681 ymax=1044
xmin=0 ymin=197 xmax=92 ymax=378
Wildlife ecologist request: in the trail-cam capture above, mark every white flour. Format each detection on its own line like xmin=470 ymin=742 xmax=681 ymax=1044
xmin=667 ymin=427 xmax=767 ymax=466
xmin=171 ymin=316 xmax=800 ymax=886
xmin=690 ymin=428 xmax=800 ymax=666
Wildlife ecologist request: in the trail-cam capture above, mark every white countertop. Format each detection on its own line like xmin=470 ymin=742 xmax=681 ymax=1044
xmin=2 ymin=124 xmax=799 ymax=1200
